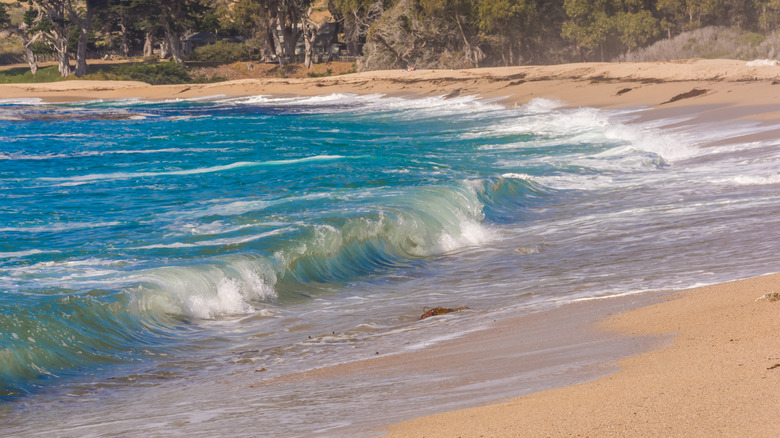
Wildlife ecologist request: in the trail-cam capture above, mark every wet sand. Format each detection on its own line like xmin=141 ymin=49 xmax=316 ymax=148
xmin=382 ymin=275 xmax=780 ymax=437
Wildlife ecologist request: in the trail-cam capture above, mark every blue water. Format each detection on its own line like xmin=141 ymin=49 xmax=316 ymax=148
xmin=2 ymin=94 xmax=780 ymax=435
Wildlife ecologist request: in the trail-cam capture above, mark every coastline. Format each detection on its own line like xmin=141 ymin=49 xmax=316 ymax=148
xmin=3 ymin=58 xmax=780 ymax=436
xmin=3 ymin=58 xmax=780 ymax=113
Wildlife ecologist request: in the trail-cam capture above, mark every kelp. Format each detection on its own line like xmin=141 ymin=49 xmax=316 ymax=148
xmin=419 ymin=306 xmax=469 ymax=320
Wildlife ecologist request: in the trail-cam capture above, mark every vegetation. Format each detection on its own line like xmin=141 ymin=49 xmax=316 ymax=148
xmin=2 ymin=0 xmax=780 ymax=81
xmin=0 ymin=60 xmax=229 ymax=84
xmin=192 ymin=40 xmax=248 ymax=63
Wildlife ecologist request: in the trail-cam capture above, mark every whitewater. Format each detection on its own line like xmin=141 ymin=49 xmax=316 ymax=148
xmin=1 ymin=93 xmax=780 ymax=436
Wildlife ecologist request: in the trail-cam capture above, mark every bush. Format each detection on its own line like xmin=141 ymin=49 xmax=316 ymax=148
xmin=192 ymin=41 xmax=248 ymax=63
xmin=616 ymin=26 xmax=780 ymax=62
xmin=110 ymin=61 xmax=192 ymax=84
xmin=0 ymin=66 xmax=67 ymax=83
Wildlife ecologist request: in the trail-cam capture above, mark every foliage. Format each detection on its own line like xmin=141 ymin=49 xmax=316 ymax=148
xmin=617 ymin=25 xmax=780 ymax=62
xmin=192 ymin=40 xmax=248 ymax=63
xmin=0 ymin=4 xmax=9 ymax=28
xmin=5 ymin=0 xmax=780 ymax=77
xmin=102 ymin=61 xmax=192 ymax=84
xmin=0 ymin=65 xmax=69 ymax=83
xmin=307 ymin=68 xmax=333 ymax=77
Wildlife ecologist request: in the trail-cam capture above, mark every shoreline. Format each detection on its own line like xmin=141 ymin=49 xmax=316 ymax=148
xmin=2 ymin=58 xmax=780 ymax=111
xmin=4 ymin=58 xmax=780 ymax=436
xmin=382 ymin=274 xmax=780 ymax=437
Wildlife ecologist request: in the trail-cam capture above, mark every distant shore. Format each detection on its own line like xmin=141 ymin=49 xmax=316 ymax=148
xmin=5 ymin=58 xmax=780 ymax=437
xmin=3 ymin=59 xmax=780 ymax=114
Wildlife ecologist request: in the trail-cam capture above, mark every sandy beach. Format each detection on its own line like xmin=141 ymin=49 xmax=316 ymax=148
xmin=383 ymin=275 xmax=780 ymax=437
xmin=4 ymin=58 xmax=780 ymax=112
xmin=3 ymin=58 xmax=780 ymax=436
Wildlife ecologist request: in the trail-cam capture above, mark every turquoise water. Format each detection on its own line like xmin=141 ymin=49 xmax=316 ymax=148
xmin=2 ymin=94 xmax=780 ymax=435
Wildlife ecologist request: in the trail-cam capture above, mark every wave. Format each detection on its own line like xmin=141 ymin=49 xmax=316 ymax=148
xmin=217 ymin=93 xmax=506 ymax=119
xmin=0 ymin=221 xmax=121 ymax=233
xmin=0 ymin=249 xmax=54 ymax=259
xmin=0 ymin=98 xmax=44 ymax=106
xmin=0 ymin=177 xmax=504 ymax=397
xmin=0 ymin=147 xmax=230 ymax=161
xmin=36 ymin=155 xmax=347 ymax=185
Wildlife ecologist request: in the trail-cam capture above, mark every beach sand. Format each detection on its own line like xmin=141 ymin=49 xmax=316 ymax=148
xmin=4 ymin=58 xmax=780 ymax=112
xmin=382 ymin=275 xmax=780 ymax=437
xmin=3 ymin=58 xmax=780 ymax=436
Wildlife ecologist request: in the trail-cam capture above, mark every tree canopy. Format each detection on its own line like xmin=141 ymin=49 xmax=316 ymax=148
xmin=3 ymin=0 xmax=779 ymax=75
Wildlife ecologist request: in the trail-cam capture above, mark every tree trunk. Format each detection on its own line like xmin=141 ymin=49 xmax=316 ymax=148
xmin=304 ymin=32 xmax=313 ymax=68
xmin=302 ymin=8 xmax=319 ymax=69
xmin=345 ymin=13 xmax=360 ymax=56
xmin=166 ymin=29 xmax=184 ymax=65
xmin=53 ymin=36 xmax=71 ymax=77
xmin=20 ymin=30 xmax=39 ymax=75
xmin=73 ymin=1 xmax=95 ymax=77
xmin=282 ymin=23 xmax=298 ymax=62
xmin=119 ymin=21 xmax=129 ymax=57
xmin=26 ymin=48 xmax=38 ymax=75
xmin=144 ymin=32 xmax=154 ymax=57
xmin=74 ymin=26 xmax=89 ymax=76
xmin=269 ymin=17 xmax=285 ymax=66
xmin=160 ymin=38 xmax=170 ymax=59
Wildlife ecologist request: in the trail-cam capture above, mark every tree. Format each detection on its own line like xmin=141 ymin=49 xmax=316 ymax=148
xmin=95 ymin=0 xmax=153 ymax=57
xmin=301 ymin=5 xmax=321 ymax=68
xmin=19 ymin=8 xmax=44 ymax=74
xmin=562 ymin=0 xmax=659 ymax=60
xmin=22 ymin=0 xmax=75 ymax=77
xmin=362 ymin=0 xmax=484 ymax=69
xmin=329 ymin=0 xmax=385 ymax=56
xmin=264 ymin=0 xmax=313 ymax=65
xmin=657 ymin=0 xmax=721 ymax=32
xmin=478 ymin=0 xmax=537 ymax=65
xmin=158 ymin=0 xmax=187 ymax=64
xmin=759 ymin=0 xmax=780 ymax=32
xmin=71 ymin=0 xmax=108 ymax=77
xmin=0 ymin=4 xmax=9 ymax=27
xmin=614 ymin=9 xmax=659 ymax=53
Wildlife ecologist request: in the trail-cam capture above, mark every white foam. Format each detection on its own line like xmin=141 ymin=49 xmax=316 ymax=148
xmin=0 ymin=98 xmax=44 ymax=105
xmin=219 ymin=93 xmax=505 ymax=118
xmin=137 ymin=257 xmax=277 ymax=320
xmin=38 ymin=155 xmax=345 ymax=185
xmin=0 ymin=249 xmax=52 ymax=258
xmin=746 ymin=59 xmax=780 ymax=67
xmin=501 ymin=173 xmax=534 ymax=181
xmin=0 ymin=221 xmax=121 ymax=233
xmin=719 ymin=173 xmax=780 ymax=186
xmin=521 ymin=97 xmax=566 ymax=113
xmin=436 ymin=219 xmax=495 ymax=253
xmin=0 ymin=147 xmax=229 ymax=161
xmin=136 ymin=228 xmax=291 ymax=249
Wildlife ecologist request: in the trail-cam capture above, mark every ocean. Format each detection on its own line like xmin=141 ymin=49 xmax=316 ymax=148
xmin=1 ymin=93 xmax=779 ymax=436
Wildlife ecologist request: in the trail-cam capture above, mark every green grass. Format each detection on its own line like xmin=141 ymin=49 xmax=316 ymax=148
xmin=0 ymin=65 xmax=68 ymax=83
xmin=307 ymin=68 xmax=333 ymax=78
xmin=0 ymin=61 xmax=226 ymax=85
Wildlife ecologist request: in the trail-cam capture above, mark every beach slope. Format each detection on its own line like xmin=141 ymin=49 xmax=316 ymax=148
xmin=383 ymin=275 xmax=780 ymax=437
